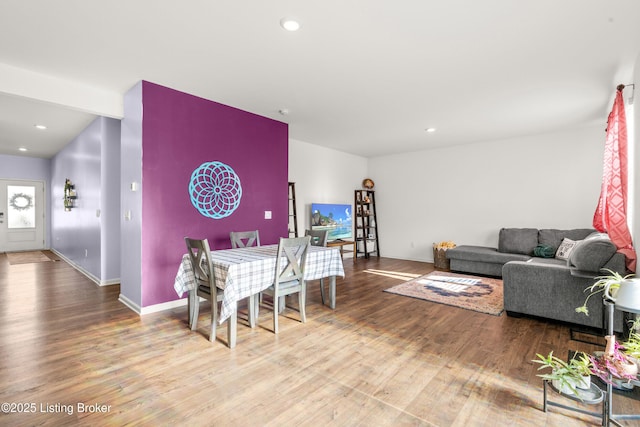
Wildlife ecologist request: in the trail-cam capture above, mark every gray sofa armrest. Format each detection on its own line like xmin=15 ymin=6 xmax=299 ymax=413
xmin=503 ymin=260 xmax=623 ymax=331
xmin=601 ymin=252 xmax=628 ymax=275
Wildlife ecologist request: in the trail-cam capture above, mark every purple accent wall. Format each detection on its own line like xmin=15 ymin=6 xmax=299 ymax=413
xmin=139 ymin=82 xmax=288 ymax=307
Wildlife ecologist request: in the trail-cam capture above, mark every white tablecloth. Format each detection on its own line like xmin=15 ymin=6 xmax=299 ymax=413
xmin=174 ymin=244 xmax=345 ymax=322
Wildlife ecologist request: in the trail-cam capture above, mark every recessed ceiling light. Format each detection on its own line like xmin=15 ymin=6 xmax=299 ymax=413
xmin=280 ymin=17 xmax=301 ymax=31
xmin=425 ymin=127 xmax=436 ymax=133
xmin=34 ymin=124 xmax=47 ymax=130
xmin=19 ymin=147 xmax=28 ymax=152
xmin=278 ymin=108 xmax=290 ymax=116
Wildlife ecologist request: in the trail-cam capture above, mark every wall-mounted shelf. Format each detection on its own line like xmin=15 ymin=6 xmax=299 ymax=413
xmin=64 ymin=179 xmax=77 ymax=211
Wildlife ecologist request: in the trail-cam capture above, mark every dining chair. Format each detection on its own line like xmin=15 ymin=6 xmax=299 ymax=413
xmin=305 ymin=228 xmax=328 ymax=247
xmin=257 ymin=235 xmax=311 ymax=334
xmin=305 ymin=228 xmax=329 ymax=304
xmin=229 ymin=230 xmax=260 ymax=248
xmin=184 ymin=237 xmax=237 ymax=348
xmin=230 ymin=230 xmax=261 ymax=323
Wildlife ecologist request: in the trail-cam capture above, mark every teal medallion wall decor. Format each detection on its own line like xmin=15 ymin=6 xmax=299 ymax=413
xmin=189 ymin=161 xmax=242 ymax=219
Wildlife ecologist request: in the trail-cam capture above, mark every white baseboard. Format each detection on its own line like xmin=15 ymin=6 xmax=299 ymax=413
xmin=50 ymin=248 xmax=120 ymax=287
xmin=143 ymin=298 xmax=187 ymax=315
xmin=118 ymin=293 xmax=141 ymax=314
xmin=51 ymin=249 xmax=189 ymax=316
xmin=118 ymin=293 xmax=188 ymax=315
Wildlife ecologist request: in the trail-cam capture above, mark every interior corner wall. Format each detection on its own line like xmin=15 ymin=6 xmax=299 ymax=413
xmin=127 ymin=81 xmax=288 ymax=309
xmin=51 ymin=116 xmax=121 ymax=283
xmin=368 ymin=125 xmax=608 ymax=262
xmin=101 ymin=118 xmax=122 ymax=281
xmin=288 ymin=138 xmax=368 ymax=243
xmin=120 ymin=81 xmax=143 ymax=309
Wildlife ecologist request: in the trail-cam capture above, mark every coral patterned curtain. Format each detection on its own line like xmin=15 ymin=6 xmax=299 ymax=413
xmin=593 ymin=85 xmax=636 ymax=272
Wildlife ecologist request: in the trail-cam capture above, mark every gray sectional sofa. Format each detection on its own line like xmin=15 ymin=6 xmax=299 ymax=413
xmin=446 ymin=228 xmax=628 ymax=330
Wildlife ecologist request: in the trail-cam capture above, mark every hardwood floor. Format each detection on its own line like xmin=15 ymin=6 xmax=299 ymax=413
xmin=1 ymin=253 xmax=639 ymax=426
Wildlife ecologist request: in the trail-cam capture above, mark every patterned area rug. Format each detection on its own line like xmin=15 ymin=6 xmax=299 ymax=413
xmin=6 ymin=251 xmax=53 ymax=265
xmin=384 ymin=271 xmax=504 ymax=316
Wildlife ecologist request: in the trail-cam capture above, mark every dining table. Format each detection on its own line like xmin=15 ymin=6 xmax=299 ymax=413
xmin=173 ymin=244 xmax=345 ymax=324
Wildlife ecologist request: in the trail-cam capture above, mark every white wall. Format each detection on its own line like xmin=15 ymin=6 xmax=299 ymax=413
xmin=288 ymin=138 xmax=368 ymax=249
xmin=632 ymin=51 xmax=640 ymax=264
xmin=368 ymin=125 xmax=607 ymax=262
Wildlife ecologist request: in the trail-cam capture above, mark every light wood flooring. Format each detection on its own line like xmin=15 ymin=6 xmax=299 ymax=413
xmin=1 ymin=252 xmax=639 ymax=426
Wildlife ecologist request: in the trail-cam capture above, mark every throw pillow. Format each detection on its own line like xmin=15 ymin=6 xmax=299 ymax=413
xmin=555 ymin=238 xmax=578 ymax=260
xmin=533 ymin=244 xmax=555 ymax=258
xmin=538 ymin=228 xmax=595 ymax=252
xmin=568 ymin=232 xmax=617 ymax=273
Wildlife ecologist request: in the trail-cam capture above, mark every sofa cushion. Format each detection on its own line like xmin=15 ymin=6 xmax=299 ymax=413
xmin=538 ymin=228 xmax=595 ymax=252
xmin=446 ymin=245 xmax=530 ymax=263
xmin=527 ymin=257 xmax=567 ymax=267
xmin=555 ymin=238 xmax=578 ymax=260
xmin=568 ymin=232 xmax=617 ymax=273
xmin=498 ymin=228 xmax=538 ymax=255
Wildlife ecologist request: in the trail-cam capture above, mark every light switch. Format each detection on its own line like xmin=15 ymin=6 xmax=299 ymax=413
xmin=264 ymin=211 xmax=272 ymax=219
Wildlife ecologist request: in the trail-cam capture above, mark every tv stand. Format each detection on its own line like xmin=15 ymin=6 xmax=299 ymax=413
xmin=327 ymin=240 xmax=354 ymax=260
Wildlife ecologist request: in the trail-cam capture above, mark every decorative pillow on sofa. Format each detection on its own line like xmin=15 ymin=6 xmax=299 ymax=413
xmin=538 ymin=228 xmax=595 ymax=252
xmin=568 ymin=232 xmax=617 ymax=273
xmin=498 ymin=228 xmax=538 ymax=255
xmin=555 ymin=238 xmax=578 ymax=260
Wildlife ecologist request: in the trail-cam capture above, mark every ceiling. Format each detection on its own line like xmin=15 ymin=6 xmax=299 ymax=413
xmin=1 ymin=0 xmax=639 ymax=159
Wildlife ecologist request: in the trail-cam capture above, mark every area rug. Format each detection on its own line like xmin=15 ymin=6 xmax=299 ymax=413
xmin=6 ymin=251 xmax=53 ymax=265
xmin=384 ymin=271 xmax=504 ymax=316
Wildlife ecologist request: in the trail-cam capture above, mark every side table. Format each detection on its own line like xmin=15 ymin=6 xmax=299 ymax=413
xmin=543 ymin=379 xmax=605 ymax=426
xmin=603 ymin=300 xmax=640 ymax=426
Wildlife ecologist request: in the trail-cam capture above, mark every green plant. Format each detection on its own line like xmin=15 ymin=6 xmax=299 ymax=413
xmin=621 ymin=317 xmax=640 ymax=358
xmin=570 ymin=352 xmax=594 ymax=377
xmin=575 ymin=269 xmax=635 ymax=316
xmin=533 ymin=351 xmax=591 ymax=397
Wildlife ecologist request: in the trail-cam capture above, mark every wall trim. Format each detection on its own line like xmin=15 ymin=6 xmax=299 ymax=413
xmin=118 ymin=293 xmax=141 ymax=314
xmin=141 ymin=298 xmax=188 ymax=315
xmin=118 ymin=294 xmax=188 ymax=316
xmin=52 ymin=243 xmax=188 ymax=316
xmin=50 ymin=248 xmax=120 ymax=287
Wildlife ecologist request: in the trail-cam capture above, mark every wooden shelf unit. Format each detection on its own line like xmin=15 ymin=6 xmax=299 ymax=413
xmin=354 ymin=189 xmax=379 ymax=259
xmin=288 ymin=182 xmax=298 ymax=237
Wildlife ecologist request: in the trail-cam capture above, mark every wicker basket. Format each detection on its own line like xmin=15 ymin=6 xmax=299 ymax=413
xmin=433 ymin=248 xmax=450 ymax=270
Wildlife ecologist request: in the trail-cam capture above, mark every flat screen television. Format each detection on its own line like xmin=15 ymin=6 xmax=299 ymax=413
xmin=310 ymin=203 xmax=353 ymax=241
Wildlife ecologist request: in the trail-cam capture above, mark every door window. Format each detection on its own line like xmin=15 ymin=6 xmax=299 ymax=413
xmin=7 ymin=185 xmax=36 ymax=229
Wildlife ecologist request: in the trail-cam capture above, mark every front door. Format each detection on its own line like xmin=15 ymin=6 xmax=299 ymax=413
xmin=0 ymin=179 xmax=45 ymax=252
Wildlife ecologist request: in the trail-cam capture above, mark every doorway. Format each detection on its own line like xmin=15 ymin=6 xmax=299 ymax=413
xmin=0 ymin=179 xmax=46 ymax=252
